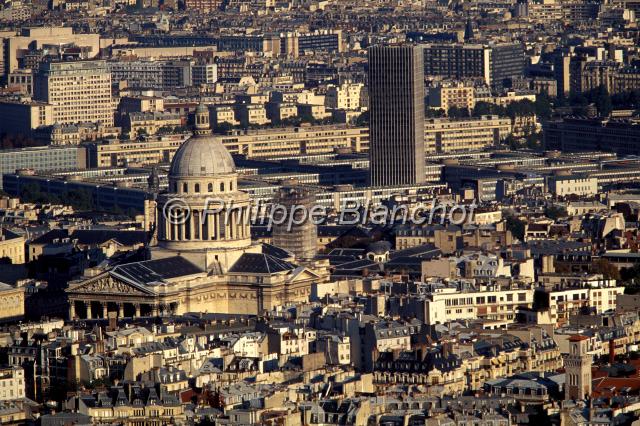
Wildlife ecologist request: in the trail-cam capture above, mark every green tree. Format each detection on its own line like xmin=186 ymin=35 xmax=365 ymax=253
xmin=299 ymin=111 xmax=317 ymax=124
xmin=592 ymin=85 xmax=612 ymax=117
xmin=534 ymin=92 xmax=553 ymax=121
xmin=213 ymin=122 xmax=234 ymax=135
xmin=506 ymin=99 xmax=535 ymax=119
xmin=355 ymin=110 xmax=369 ymax=125
xmin=504 ymin=213 xmax=526 ymax=241
xmin=544 ymin=204 xmax=567 ymax=220
xmin=447 ymin=106 xmax=470 ymax=118
xmin=65 ymin=189 xmax=94 ymax=211
xmin=425 ymin=108 xmax=445 ymax=118
xmin=593 ymin=258 xmax=620 ymax=280
xmin=472 ymin=101 xmax=506 ymax=117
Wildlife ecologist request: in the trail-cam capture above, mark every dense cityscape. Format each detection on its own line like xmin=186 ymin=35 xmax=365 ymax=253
xmin=1 ymin=0 xmax=640 ymax=425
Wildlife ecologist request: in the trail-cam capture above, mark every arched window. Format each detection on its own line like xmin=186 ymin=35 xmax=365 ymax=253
xmin=194 ymin=183 xmax=200 ymax=193
xmin=208 ymin=183 xmax=213 ymax=192
xmin=220 ymin=182 xmax=225 ymax=192
xmin=183 ymin=183 xmax=188 ymax=193
xmin=229 ymin=181 xmax=233 ymax=191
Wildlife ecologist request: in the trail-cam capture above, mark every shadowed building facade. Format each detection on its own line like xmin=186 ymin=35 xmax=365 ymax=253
xmin=368 ymin=45 xmax=425 ymax=187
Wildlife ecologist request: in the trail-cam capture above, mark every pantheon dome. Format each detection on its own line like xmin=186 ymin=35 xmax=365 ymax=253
xmin=154 ymin=102 xmax=253 ymax=269
xmin=169 ymin=104 xmax=236 ymax=178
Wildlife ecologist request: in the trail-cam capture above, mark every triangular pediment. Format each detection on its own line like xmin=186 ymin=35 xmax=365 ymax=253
xmin=67 ymin=272 xmax=156 ymax=296
xmin=288 ymin=266 xmax=320 ymax=283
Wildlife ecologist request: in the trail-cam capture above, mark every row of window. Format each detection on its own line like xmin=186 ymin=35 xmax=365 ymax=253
xmin=174 ymin=181 xmax=233 ymax=193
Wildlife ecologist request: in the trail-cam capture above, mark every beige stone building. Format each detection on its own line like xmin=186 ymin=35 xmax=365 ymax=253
xmin=34 ymin=60 xmax=113 ymax=126
xmin=424 ymin=115 xmax=511 ymax=153
xmin=71 ymin=391 xmax=186 ymax=425
xmin=235 ymin=104 xmax=270 ymax=127
xmin=67 ymin=105 xmax=329 ymax=319
xmin=0 ymin=283 xmax=24 ymax=321
xmin=297 ymin=103 xmax=331 ymax=120
xmin=419 ymin=284 xmax=534 ymax=323
xmin=0 ymin=228 xmax=25 ymax=264
xmin=325 ymin=82 xmax=366 ymax=110
xmin=0 ymin=101 xmax=54 ymax=136
xmin=87 ymin=135 xmax=186 ymax=168
xmin=87 ymin=124 xmax=369 ymax=168
xmin=1 ymin=27 xmax=101 ymax=78
xmin=428 ymin=82 xmax=475 ymax=113
xmin=126 ymin=112 xmax=183 ymax=136
xmin=210 ymin=105 xmax=240 ymax=127
xmin=547 ymin=174 xmax=598 ymax=197
xmin=0 ymin=367 xmax=25 ymax=401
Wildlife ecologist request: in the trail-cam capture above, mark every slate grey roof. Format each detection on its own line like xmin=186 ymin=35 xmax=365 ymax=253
xmin=112 ymin=256 xmax=204 ymax=285
xmin=261 ymin=243 xmax=294 ymax=259
xmin=229 ymin=253 xmax=296 ymax=274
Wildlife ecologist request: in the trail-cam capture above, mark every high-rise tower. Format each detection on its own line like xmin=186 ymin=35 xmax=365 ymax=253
xmin=565 ymin=335 xmax=592 ymax=400
xmin=368 ymin=45 xmax=425 ymax=187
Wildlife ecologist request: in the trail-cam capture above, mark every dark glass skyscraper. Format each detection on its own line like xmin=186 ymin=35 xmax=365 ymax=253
xmin=368 ymin=45 xmax=425 ymax=187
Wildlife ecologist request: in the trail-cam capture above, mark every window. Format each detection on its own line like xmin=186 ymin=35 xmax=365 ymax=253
xmin=220 ymin=182 xmax=225 ymax=191
xmin=195 ymin=184 xmax=200 ymax=193
xmin=182 ymin=183 xmax=188 ymax=193
xmin=208 ymin=183 xmax=213 ymax=192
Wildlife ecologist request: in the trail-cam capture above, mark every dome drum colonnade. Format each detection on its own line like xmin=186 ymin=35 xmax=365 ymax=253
xmin=157 ymin=103 xmax=252 ymax=253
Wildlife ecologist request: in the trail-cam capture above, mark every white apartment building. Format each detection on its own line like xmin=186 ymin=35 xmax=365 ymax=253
xmin=0 ymin=367 xmax=25 ymax=401
xmin=317 ymin=335 xmax=351 ymax=365
xmin=230 ymin=332 xmax=267 ymax=358
xmin=191 ymin=63 xmax=217 ymax=86
xmin=424 ymin=115 xmax=511 ymax=153
xmin=425 ymin=283 xmax=534 ymax=323
xmin=456 ymin=253 xmax=512 ymax=279
xmin=210 ymin=105 xmax=240 ymax=127
xmin=325 ymin=82 xmax=366 ymax=110
xmin=34 ymin=60 xmax=113 ymax=126
xmin=549 ymin=287 xmax=623 ymax=317
xmin=428 ymin=82 xmax=475 ymax=112
xmin=547 ymin=175 xmax=598 ymax=197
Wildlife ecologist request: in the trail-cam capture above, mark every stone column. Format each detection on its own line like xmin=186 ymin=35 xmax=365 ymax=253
xmin=69 ymin=302 xmax=76 ymax=320
xmin=193 ymin=211 xmax=200 ymax=240
xmin=134 ymin=304 xmax=141 ymax=318
xmin=118 ymin=303 xmax=124 ymax=318
xmin=102 ymin=303 xmax=108 ymax=318
xmin=86 ymin=301 xmax=93 ymax=319
xmin=151 ymin=305 xmax=159 ymax=317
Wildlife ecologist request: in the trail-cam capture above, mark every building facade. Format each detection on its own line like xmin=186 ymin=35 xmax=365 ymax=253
xmin=34 ymin=60 xmax=113 ymax=126
xmin=368 ymin=45 xmax=425 ymax=187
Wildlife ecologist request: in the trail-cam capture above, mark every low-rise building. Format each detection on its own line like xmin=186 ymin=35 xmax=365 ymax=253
xmin=0 ymin=367 xmax=25 ymax=401
xmin=424 ymin=116 xmax=511 ymax=153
